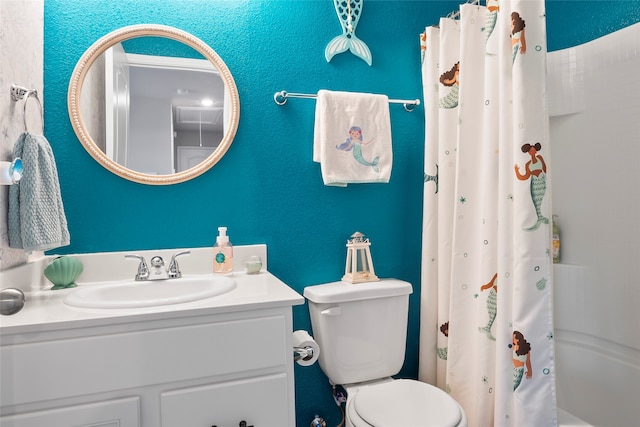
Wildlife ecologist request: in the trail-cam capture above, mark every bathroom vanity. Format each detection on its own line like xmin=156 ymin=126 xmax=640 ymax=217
xmin=0 ymin=245 xmax=304 ymax=427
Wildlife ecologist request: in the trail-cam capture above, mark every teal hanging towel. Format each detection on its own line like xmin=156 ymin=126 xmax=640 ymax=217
xmin=8 ymin=133 xmax=70 ymax=251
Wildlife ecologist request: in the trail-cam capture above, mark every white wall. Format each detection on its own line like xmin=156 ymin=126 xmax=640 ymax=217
xmin=549 ymin=23 xmax=640 ymax=427
xmin=80 ymin=54 xmax=106 ymax=152
xmin=128 ymin=96 xmax=173 ymax=175
xmin=0 ymin=0 xmax=44 ymax=270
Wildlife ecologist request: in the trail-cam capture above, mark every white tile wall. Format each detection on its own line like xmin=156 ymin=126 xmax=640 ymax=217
xmin=550 ymin=22 xmax=640 ymax=427
xmin=553 ymin=264 xmax=593 ymax=335
xmin=550 ymin=22 xmax=640 ymax=350
xmin=547 ymin=47 xmax=585 ymax=116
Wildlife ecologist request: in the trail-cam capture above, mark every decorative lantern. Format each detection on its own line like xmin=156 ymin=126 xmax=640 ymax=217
xmin=342 ymin=232 xmax=379 ymax=283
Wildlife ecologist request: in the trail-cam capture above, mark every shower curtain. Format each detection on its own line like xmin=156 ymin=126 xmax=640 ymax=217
xmin=419 ymin=1 xmax=557 ymax=426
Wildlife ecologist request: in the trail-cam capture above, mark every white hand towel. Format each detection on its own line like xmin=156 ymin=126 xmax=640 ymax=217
xmin=313 ymin=90 xmax=392 ymax=186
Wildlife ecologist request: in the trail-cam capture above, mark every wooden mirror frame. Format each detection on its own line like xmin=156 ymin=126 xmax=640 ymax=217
xmin=68 ymin=24 xmax=239 ymax=185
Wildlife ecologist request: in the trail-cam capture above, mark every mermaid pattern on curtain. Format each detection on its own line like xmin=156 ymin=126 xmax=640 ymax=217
xmin=483 ymin=0 xmax=500 ymax=45
xmin=515 ymin=142 xmax=549 ymax=230
xmin=479 ymin=273 xmax=498 ymax=340
xmin=419 ymin=1 xmax=557 ymax=426
xmin=439 ymin=62 xmax=461 ymax=108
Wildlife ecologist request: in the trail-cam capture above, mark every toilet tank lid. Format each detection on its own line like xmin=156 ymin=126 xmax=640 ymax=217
xmin=304 ymin=279 xmax=412 ymax=303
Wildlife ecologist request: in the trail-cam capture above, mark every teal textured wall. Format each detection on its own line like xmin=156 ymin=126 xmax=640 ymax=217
xmin=43 ymin=1 xmax=639 ymax=425
xmin=546 ymin=0 xmax=640 ymax=51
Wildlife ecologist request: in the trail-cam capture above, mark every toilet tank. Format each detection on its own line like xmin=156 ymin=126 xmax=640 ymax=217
xmin=304 ymin=279 xmax=413 ymax=385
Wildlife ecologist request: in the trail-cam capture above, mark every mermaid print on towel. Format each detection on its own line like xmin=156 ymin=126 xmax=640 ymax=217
xmin=479 ymin=273 xmax=498 ymax=340
xmin=439 ymin=62 xmax=460 ymax=109
xmin=336 ymin=126 xmax=380 ymax=172
xmin=437 ymin=321 xmax=449 ymax=360
xmin=515 ymin=142 xmax=549 ymax=231
xmin=511 ymin=12 xmax=527 ymax=64
xmin=511 ymin=331 xmax=532 ymax=390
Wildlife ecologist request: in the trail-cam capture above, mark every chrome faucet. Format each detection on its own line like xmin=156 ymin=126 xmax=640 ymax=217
xmin=125 ymin=254 xmax=149 ymax=280
xmin=168 ymin=250 xmax=190 ymax=278
xmin=149 ymin=256 xmax=169 ymax=280
xmin=125 ymin=251 xmax=190 ymax=281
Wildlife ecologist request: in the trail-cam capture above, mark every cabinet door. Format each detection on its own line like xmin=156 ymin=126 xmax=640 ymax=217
xmin=0 ymin=396 xmax=140 ymax=427
xmin=161 ymin=373 xmax=289 ymax=427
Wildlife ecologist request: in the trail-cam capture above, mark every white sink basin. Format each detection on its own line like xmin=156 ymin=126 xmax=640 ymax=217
xmin=64 ymin=275 xmax=236 ymax=309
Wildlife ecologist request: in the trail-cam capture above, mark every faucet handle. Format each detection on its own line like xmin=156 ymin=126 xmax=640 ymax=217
xmin=168 ymin=250 xmax=190 ymax=279
xmin=125 ymin=254 xmax=149 ymax=281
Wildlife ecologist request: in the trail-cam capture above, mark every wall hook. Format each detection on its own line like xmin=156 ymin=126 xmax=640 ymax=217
xmin=10 ymin=84 xmax=30 ymax=101
xmin=10 ymin=84 xmax=43 ymax=134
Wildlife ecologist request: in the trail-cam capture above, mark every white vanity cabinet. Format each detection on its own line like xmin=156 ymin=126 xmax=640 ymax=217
xmin=0 ymin=397 xmax=141 ymax=427
xmin=1 ymin=301 xmax=301 ymax=427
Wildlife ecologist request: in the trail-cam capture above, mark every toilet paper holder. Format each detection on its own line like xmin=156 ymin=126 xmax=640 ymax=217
xmin=293 ymin=345 xmax=315 ymax=362
xmin=292 ymin=330 xmax=320 ymax=366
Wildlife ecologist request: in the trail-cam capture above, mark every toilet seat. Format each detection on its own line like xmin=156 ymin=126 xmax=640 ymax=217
xmin=348 ymin=379 xmax=464 ymax=427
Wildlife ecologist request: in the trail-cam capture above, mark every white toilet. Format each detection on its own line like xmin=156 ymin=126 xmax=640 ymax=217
xmin=304 ymin=279 xmax=467 ymax=427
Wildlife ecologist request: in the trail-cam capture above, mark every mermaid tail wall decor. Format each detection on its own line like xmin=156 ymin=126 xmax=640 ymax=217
xmin=325 ymin=0 xmax=372 ymax=66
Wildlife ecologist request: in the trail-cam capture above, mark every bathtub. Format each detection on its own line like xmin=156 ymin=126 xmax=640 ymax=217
xmin=553 ymin=265 xmax=640 ymax=427
xmin=557 ymin=408 xmax=591 ymax=427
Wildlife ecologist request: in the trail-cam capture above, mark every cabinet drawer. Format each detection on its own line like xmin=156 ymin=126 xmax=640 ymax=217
xmin=161 ymin=373 xmax=289 ymax=427
xmin=1 ymin=315 xmax=287 ymax=406
xmin=0 ymin=396 xmax=140 ymax=427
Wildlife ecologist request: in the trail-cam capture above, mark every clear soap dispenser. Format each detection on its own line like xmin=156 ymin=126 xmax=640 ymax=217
xmin=213 ymin=227 xmax=234 ymax=274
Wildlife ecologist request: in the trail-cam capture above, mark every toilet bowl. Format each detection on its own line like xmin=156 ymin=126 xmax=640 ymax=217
xmin=304 ymin=279 xmax=467 ymax=427
xmin=344 ymin=378 xmax=468 ymax=427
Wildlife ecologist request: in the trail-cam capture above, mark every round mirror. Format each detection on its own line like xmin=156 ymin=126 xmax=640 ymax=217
xmin=68 ymin=24 xmax=239 ymax=185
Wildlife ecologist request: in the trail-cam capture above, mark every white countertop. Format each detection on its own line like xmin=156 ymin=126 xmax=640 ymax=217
xmin=0 ymin=272 xmax=304 ymax=335
xmin=0 ymin=245 xmax=304 ymax=335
